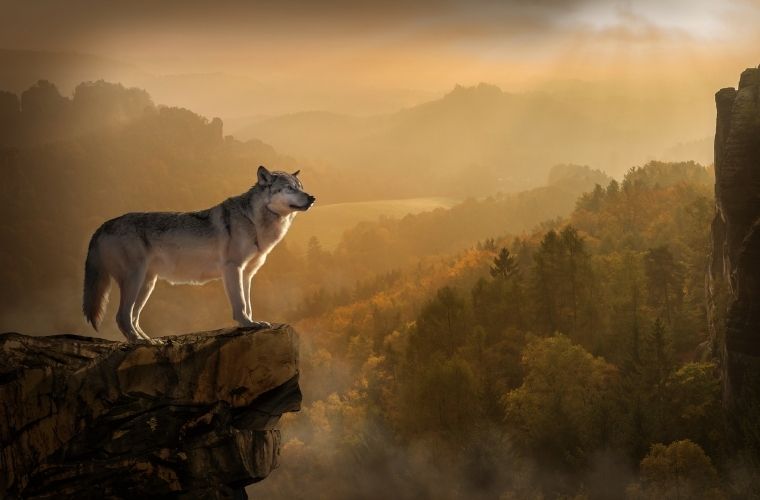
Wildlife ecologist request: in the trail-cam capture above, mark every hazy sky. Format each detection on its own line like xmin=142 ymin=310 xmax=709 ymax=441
xmin=1 ymin=0 xmax=759 ymax=116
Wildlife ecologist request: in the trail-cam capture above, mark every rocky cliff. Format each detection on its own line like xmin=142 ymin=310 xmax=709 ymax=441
xmin=709 ymin=65 xmax=760 ymax=452
xmin=0 ymin=325 xmax=301 ymax=499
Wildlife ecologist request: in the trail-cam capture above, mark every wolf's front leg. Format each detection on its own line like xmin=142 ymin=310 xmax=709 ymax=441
xmin=243 ymin=271 xmax=253 ymax=321
xmin=223 ymin=262 xmax=249 ymax=325
xmin=223 ymin=263 xmax=269 ymax=329
xmin=244 ymin=271 xmax=270 ymax=328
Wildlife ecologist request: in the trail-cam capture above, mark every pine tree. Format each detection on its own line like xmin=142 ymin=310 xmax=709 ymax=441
xmin=644 ymin=246 xmax=684 ymax=324
xmin=490 ymin=247 xmax=519 ymax=281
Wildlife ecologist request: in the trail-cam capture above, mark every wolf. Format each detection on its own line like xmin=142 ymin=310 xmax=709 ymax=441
xmin=82 ymin=165 xmax=315 ymax=342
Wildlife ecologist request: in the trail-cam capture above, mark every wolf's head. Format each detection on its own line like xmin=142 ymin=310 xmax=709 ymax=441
xmin=257 ymin=165 xmax=316 ymax=216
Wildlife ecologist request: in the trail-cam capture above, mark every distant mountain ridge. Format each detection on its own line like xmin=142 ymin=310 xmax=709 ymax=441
xmin=0 ymin=49 xmax=713 ymax=198
xmin=0 ymin=49 xmax=144 ymax=95
xmin=235 ymin=82 xmax=712 ymax=195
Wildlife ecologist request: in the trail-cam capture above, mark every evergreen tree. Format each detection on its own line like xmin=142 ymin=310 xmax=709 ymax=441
xmin=532 ymin=226 xmax=594 ymax=342
xmin=644 ymin=246 xmax=684 ymax=324
xmin=473 ymin=246 xmax=526 ymax=336
xmin=407 ymin=286 xmax=472 ymax=364
xmin=490 ymin=247 xmax=519 ymax=281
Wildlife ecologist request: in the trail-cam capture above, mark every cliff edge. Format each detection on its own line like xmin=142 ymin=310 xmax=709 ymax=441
xmin=709 ymin=65 xmax=760 ymax=453
xmin=0 ymin=325 xmax=301 ymax=498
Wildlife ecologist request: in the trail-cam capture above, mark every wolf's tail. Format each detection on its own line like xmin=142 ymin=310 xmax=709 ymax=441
xmin=83 ymin=228 xmax=111 ymax=331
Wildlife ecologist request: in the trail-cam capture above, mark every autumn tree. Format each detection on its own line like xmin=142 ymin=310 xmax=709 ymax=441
xmin=397 ymin=354 xmax=480 ymax=445
xmin=667 ymin=362 xmax=723 ymax=453
xmin=503 ymin=335 xmax=618 ymax=470
xmin=627 ymin=440 xmax=724 ymax=500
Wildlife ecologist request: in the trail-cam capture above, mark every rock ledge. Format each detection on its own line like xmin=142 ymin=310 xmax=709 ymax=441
xmin=0 ymin=325 xmax=301 ymax=498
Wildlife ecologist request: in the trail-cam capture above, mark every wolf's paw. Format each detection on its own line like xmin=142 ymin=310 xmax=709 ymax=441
xmin=135 ymin=337 xmax=163 ymax=345
xmin=240 ymin=320 xmax=271 ymax=330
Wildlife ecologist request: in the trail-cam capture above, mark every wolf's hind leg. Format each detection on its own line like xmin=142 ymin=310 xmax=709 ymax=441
xmin=133 ymin=274 xmax=157 ymax=339
xmin=116 ymin=269 xmax=147 ymax=343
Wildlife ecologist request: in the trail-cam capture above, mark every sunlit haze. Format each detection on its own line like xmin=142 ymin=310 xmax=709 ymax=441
xmin=3 ymin=1 xmax=760 ymax=498
xmin=2 ymin=0 xmax=758 ymax=117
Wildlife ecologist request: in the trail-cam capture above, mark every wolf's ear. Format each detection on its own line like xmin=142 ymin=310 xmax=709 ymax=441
xmin=292 ymin=170 xmax=300 ymax=177
xmin=257 ymin=165 xmax=273 ymax=186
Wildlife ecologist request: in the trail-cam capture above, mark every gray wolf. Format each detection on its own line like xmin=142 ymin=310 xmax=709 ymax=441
xmin=82 ymin=166 xmax=315 ymax=342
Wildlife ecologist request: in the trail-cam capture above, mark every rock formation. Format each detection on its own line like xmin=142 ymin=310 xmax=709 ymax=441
xmin=709 ymin=65 xmax=760 ymax=452
xmin=0 ymin=325 xmax=301 ymax=499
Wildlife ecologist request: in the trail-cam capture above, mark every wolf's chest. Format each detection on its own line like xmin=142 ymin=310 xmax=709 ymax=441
xmin=245 ymin=217 xmax=292 ymax=257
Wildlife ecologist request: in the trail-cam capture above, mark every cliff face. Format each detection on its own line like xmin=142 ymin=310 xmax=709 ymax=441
xmin=709 ymin=65 xmax=760 ymax=451
xmin=0 ymin=325 xmax=301 ymax=499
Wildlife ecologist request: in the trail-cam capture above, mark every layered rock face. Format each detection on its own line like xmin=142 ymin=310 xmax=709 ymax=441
xmin=709 ymin=65 xmax=760 ymax=451
xmin=0 ymin=325 xmax=301 ymax=499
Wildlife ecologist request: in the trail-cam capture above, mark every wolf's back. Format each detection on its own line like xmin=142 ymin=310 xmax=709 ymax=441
xmin=82 ymin=227 xmax=112 ymax=330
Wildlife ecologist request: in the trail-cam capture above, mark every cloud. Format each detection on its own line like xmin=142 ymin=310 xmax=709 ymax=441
xmin=0 ymin=0 xmax=602 ymax=50
xmin=2 ymin=0 xmax=754 ymax=64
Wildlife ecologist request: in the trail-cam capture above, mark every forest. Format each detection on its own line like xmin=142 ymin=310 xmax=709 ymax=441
xmin=0 ymin=79 xmax=754 ymax=499
xmin=251 ymin=159 xmax=743 ymax=499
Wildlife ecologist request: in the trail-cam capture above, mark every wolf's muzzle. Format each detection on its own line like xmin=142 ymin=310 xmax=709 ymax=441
xmin=302 ymin=195 xmax=316 ymax=210
xmin=292 ymin=194 xmax=316 ymax=211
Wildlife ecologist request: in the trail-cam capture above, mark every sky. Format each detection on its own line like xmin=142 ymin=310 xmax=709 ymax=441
xmin=1 ymin=0 xmax=758 ymax=116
